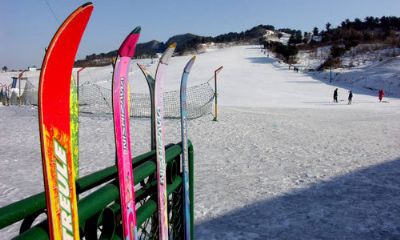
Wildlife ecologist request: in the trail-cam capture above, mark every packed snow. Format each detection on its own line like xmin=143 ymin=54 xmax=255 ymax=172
xmin=1 ymin=45 xmax=400 ymax=239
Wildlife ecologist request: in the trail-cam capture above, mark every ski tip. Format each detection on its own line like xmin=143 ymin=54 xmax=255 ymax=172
xmin=137 ymin=63 xmax=149 ymax=74
xmin=184 ymin=56 xmax=196 ymax=73
xmin=81 ymin=2 xmax=93 ymax=8
xmin=160 ymin=42 xmax=176 ymax=64
xmin=118 ymin=28 xmax=141 ymax=58
xmin=137 ymin=63 xmax=145 ymax=69
xmin=169 ymin=42 xmax=177 ymax=49
xmin=131 ymin=26 xmax=141 ymax=34
xmin=137 ymin=63 xmax=154 ymax=79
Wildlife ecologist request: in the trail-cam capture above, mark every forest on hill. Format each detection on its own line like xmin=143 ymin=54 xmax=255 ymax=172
xmin=75 ymin=16 xmax=400 ymax=68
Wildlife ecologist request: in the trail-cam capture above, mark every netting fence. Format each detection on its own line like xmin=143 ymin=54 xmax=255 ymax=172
xmin=79 ymin=79 xmax=215 ymax=119
xmin=0 ymin=80 xmax=38 ymax=106
xmin=5 ymin=77 xmax=215 ymax=119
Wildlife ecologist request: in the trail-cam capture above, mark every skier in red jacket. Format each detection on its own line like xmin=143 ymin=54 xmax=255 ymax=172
xmin=378 ymin=89 xmax=384 ymax=102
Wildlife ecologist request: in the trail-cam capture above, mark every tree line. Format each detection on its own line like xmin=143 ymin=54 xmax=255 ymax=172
xmin=75 ymin=16 xmax=400 ymax=68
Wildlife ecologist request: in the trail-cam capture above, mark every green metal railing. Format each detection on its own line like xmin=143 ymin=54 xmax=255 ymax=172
xmin=0 ymin=141 xmax=194 ymax=240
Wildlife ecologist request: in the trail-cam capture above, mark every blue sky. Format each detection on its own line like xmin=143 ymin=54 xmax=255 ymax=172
xmin=1 ymin=0 xmax=400 ymax=69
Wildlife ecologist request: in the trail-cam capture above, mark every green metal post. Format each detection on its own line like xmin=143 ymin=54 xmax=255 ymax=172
xmin=0 ymin=142 xmax=193 ymax=239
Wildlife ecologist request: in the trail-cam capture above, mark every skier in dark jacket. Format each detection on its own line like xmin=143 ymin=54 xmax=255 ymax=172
xmin=378 ymin=89 xmax=384 ymax=102
xmin=333 ymin=88 xmax=338 ymax=103
xmin=348 ymin=90 xmax=353 ymax=104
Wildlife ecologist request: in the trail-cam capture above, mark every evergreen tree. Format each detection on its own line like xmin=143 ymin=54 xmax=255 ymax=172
xmin=326 ymin=22 xmax=331 ymax=32
xmin=313 ymin=27 xmax=319 ymax=36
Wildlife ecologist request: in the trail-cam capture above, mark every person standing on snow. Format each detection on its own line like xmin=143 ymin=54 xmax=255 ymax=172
xmin=348 ymin=90 xmax=353 ymax=105
xmin=378 ymin=89 xmax=384 ymax=102
xmin=333 ymin=88 xmax=338 ymax=103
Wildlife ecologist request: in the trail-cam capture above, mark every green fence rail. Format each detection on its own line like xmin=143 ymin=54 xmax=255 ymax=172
xmin=0 ymin=141 xmax=194 ymax=240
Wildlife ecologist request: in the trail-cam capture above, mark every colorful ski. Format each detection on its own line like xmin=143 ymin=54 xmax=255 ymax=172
xmin=154 ymin=43 xmax=176 ymax=239
xmin=112 ymin=27 xmax=141 ymax=240
xmin=137 ymin=63 xmax=156 ymax=150
xmin=38 ymin=3 xmax=93 ymax=239
xmin=180 ymin=56 xmax=196 ymax=240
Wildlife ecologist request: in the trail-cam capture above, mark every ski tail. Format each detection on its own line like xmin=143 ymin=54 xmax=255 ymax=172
xmin=154 ymin=42 xmax=176 ymax=240
xmin=38 ymin=3 xmax=93 ymax=239
xmin=112 ymin=27 xmax=141 ymax=240
xmin=180 ymin=56 xmax=196 ymax=240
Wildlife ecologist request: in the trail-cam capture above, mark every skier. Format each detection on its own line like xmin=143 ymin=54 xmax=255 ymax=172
xmin=348 ymin=90 xmax=353 ymax=105
xmin=333 ymin=88 xmax=338 ymax=103
xmin=378 ymin=89 xmax=384 ymax=102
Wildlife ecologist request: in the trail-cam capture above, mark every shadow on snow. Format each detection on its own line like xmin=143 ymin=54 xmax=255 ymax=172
xmin=246 ymin=57 xmax=276 ymax=65
xmin=196 ymin=157 xmax=400 ymax=239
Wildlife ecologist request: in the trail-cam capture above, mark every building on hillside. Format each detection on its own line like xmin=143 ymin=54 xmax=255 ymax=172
xmin=312 ymin=35 xmax=322 ymax=43
xmin=28 ymin=66 xmax=37 ymax=72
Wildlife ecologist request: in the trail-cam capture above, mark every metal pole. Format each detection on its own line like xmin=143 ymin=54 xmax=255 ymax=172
xmin=17 ymin=70 xmax=26 ymax=106
xmin=213 ymin=71 xmax=218 ymax=121
xmin=18 ymin=78 xmax=21 ymax=106
xmin=213 ymin=66 xmax=223 ymax=121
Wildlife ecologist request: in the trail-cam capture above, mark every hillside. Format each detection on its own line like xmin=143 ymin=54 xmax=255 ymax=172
xmin=73 ymin=25 xmax=277 ymax=67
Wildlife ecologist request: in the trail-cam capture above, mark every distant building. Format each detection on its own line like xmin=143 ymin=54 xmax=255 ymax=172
xmin=28 ymin=66 xmax=37 ymax=72
xmin=312 ymin=35 xmax=322 ymax=42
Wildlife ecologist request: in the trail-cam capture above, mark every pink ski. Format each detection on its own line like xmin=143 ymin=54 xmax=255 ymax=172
xmin=112 ymin=27 xmax=141 ymax=240
xmin=154 ymin=43 xmax=176 ymax=239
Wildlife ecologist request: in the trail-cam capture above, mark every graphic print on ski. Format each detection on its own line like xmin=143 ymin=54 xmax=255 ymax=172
xmin=70 ymin=76 xmax=79 ymax=178
xmin=180 ymin=56 xmax=196 ymax=240
xmin=154 ymin=43 xmax=176 ymax=240
xmin=112 ymin=27 xmax=141 ymax=240
xmin=38 ymin=3 xmax=93 ymax=239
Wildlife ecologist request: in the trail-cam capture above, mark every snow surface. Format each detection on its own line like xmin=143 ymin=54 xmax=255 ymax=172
xmin=1 ymin=45 xmax=400 ymax=239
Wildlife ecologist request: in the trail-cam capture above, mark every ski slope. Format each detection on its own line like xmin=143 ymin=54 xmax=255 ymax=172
xmin=1 ymin=45 xmax=400 ymax=239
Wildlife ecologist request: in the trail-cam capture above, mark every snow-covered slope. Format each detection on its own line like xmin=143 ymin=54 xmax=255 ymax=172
xmin=295 ymin=44 xmax=400 ymax=97
xmin=1 ymin=45 xmax=400 ymax=239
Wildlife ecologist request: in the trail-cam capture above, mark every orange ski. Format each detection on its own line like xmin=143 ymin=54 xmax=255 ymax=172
xmin=38 ymin=3 xmax=93 ymax=239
